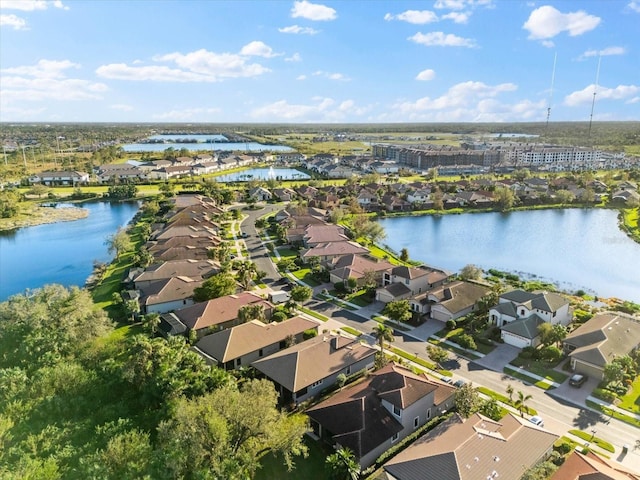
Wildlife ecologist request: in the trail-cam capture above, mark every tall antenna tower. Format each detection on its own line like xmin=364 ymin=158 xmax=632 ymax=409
xmin=545 ymin=52 xmax=557 ymax=130
xmin=588 ymin=55 xmax=602 ymax=139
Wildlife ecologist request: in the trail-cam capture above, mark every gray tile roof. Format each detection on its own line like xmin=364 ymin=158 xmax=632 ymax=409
xmin=501 ymin=314 xmax=545 ymax=340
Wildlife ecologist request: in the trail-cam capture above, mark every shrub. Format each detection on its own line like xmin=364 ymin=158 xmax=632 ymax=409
xmin=271 ymin=311 xmax=288 ymax=323
xmin=303 ymin=329 xmax=318 ymax=340
xmin=555 ymin=442 xmax=572 ymax=455
xmin=592 ymin=388 xmax=617 ymax=403
xmin=539 ymin=345 xmax=562 ymax=363
xmin=454 ymin=333 xmax=477 ymax=350
xmin=446 ymin=319 xmax=457 ymax=330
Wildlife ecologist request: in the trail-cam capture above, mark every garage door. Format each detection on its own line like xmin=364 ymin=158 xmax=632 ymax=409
xmin=501 ymin=331 xmax=530 ymax=349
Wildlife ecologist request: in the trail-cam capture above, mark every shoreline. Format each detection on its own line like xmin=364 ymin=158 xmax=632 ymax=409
xmin=0 ymin=205 xmax=89 ymax=232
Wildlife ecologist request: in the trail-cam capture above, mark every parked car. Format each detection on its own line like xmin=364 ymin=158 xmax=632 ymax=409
xmin=440 ymin=376 xmax=453 ymax=384
xmin=453 ymin=379 xmax=466 ymax=388
xmin=569 ymin=374 xmax=587 ymax=387
xmin=529 ymin=416 xmax=544 ymax=427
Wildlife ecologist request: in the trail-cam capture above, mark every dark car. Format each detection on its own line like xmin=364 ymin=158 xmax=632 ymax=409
xmin=569 ymin=374 xmax=587 ymax=387
xmin=453 ymin=379 xmax=466 ymax=388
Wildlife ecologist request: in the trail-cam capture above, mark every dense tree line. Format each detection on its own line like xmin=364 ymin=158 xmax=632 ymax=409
xmin=0 ymin=285 xmax=309 ymax=479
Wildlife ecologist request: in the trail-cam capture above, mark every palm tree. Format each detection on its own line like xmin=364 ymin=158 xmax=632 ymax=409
xmin=326 ymin=447 xmax=360 ymax=480
xmin=235 ymin=260 xmax=257 ymax=290
xmin=516 ymin=390 xmax=533 ymax=417
xmin=506 ymin=384 xmax=514 ymax=404
xmin=373 ymin=323 xmax=395 ymax=357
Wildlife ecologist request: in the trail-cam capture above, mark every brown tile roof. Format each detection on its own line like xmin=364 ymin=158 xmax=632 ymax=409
xmin=133 ymin=259 xmax=218 ymax=284
xmin=152 ymin=225 xmax=217 ymax=240
xmin=141 ymin=276 xmax=203 ymax=306
xmin=307 ymin=363 xmax=454 ymax=459
xmin=194 ymin=316 xmax=318 ymax=363
xmin=302 ymin=241 xmax=369 ymax=258
xmin=565 ymin=311 xmax=640 ymax=369
xmin=332 ymin=254 xmax=394 ymax=274
xmin=430 ymin=281 xmax=490 ymax=315
xmin=303 ymin=224 xmax=350 ymax=245
xmin=251 ymin=333 xmax=376 ymax=392
xmin=173 ymin=292 xmax=271 ymax=330
xmin=384 ymin=413 xmax=558 ymax=480
xmin=550 ymin=451 xmax=640 ymax=480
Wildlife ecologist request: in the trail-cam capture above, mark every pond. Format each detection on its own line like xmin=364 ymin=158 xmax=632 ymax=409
xmin=0 ymin=201 xmax=140 ymax=301
xmin=378 ymin=208 xmax=640 ymax=303
xmin=213 ymin=167 xmax=310 ymax=182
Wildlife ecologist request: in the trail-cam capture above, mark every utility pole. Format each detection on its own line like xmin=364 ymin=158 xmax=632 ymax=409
xmin=588 ymin=55 xmax=602 ymax=139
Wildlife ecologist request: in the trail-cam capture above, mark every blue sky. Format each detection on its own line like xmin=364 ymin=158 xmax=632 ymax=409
xmin=1 ymin=0 xmax=639 ymax=123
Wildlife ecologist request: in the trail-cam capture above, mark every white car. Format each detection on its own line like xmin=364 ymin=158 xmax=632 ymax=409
xmin=529 ymin=416 xmax=544 ymax=427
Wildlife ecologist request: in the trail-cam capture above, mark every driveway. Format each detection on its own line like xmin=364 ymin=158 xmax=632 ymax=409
xmin=547 ymin=375 xmax=600 ymax=409
xmin=471 ymin=343 xmax=520 ymax=372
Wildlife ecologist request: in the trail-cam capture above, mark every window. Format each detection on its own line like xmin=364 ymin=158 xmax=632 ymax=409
xmin=393 ymin=405 xmax=401 ymax=418
xmin=346 ymin=366 xmax=351 ymax=375
xmin=391 ymin=432 xmax=399 ymax=443
xmin=310 ymin=379 xmax=323 ymax=389
xmin=258 ymin=348 xmax=263 ymax=357
xmin=413 ymin=417 xmax=419 ymax=429
xmin=236 ymin=358 xmax=241 ymax=367
xmin=405 ymin=279 xmax=410 ymax=285
xmin=426 ymin=408 xmax=431 ymax=420
xmin=520 ymin=308 xmax=525 ymax=316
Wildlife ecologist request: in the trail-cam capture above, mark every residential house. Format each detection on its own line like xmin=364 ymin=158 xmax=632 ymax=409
xmin=251 ymin=333 xmax=377 ymax=406
xmin=193 ymin=315 xmax=318 ymax=370
xmin=159 ymin=291 xmax=273 ymax=338
xmin=96 ymin=164 xmax=147 ymax=183
xmin=29 ymin=171 xmax=90 ymax=186
xmin=383 ymin=412 xmax=558 ymax=480
xmin=407 ymin=188 xmax=431 ymax=205
xmin=272 ymin=187 xmax=297 ymax=202
xmin=410 ymin=281 xmax=490 ymax=322
xmin=132 ymin=259 xmax=218 ymax=289
xmin=357 ymin=189 xmax=378 ymax=207
xmin=139 ymin=276 xmax=203 ymax=314
xmin=307 ymin=363 xmax=455 ymax=468
xmin=550 ymin=450 xmax=640 ymax=480
xmin=329 ymin=254 xmax=395 ymax=287
xmin=303 ymin=224 xmax=350 ymax=247
xmin=488 ymin=290 xmax=571 ymax=348
xmin=376 ymin=266 xmax=451 ymax=303
xmin=301 ymin=241 xmax=370 ymax=266
xmin=562 ymin=311 xmax=640 ymax=380
xmin=248 ymin=186 xmax=272 ymax=202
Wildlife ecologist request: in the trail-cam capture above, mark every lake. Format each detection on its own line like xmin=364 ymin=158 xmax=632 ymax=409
xmin=378 ymin=208 xmax=640 ymax=303
xmin=214 ymin=167 xmax=310 ymax=182
xmin=0 ymin=201 xmax=140 ymax=301
xmin=122 ymin=134 xmax=293 ymax=153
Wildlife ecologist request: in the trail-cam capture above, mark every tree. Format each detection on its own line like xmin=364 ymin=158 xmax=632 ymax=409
xmin=235 ymin=260 xmax=258 ymax=290
xmin=382 ymin=299 xmax=411 ymax=325
xmin=603 ymin=361 xmax=625 ymax=385
xmin=83 ymin=429 xmax=153 ymax=479
xmin=373 ymin=322 xmax=394 ymax=357
xmin=479 ymin=398 xmax=503 ymax=421
xmin=124 ymin=298 xmax=140 ymax=323
xmin=515 ymin=390 xmax=533 ymax=417
xmin=134 ymin=246 xmax=154 ymax=268
xmin=494 ymin=186 xmax=516 ymax=211
xmin=193 ymin=273 xmax=237 ymax=301
xmin=556 ymin=189 xmax=576 ymax=205
xmin=209 ymin=243 xmax=232 ymax=263
xmin=362 ymin=221 xmax=386 ymax=245
xmin=104 ymin=228 xmax=132 ymax=261
xmin=346 ymin=277 xmax=358 ymax=292
xmin=426 ymin=345 xmax=449 ymax=367
xmin=538 ymin=323 xmax=567 ymax=347
xmin=400 ymin=247 xmax=410 ymax=262
xmin=238 ymin=304 xmax=265 ymax=323
xmin=291 ymin=285 xmax=312 ymax=305
xmin=459 ymin=264 xmax=483 ymax=281
xmin=454 ymin=382 xmax=480 ymax=418
xmin=326 ymin=447 xmax=361 ymax=480
xmin=506 ymin=384 xmax=514 ymax=403
xmin=156 ymin=379 xmax=309 ymax=479
xmin=521 ymin=461 xmax=558 ymax=480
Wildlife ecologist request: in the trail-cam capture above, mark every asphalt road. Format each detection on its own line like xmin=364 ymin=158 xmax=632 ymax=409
xmin=239 ymin=203 xmax=282 ymax=285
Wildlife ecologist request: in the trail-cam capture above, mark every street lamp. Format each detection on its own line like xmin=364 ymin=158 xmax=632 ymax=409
xmin=590 ymin=429 xmax=596 ymax=441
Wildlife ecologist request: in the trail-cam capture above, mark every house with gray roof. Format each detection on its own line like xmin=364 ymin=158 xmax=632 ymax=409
xmin=194 ymin=315 xmax=318 ymax=370
xmin=329 ymin=254 xmax=395 ymax=287
xmin=489 ymin=289 xmax=571 ymax=348
xmin=382 ymin=412 xmax=558 ymax=480
xmin=139 ymin=276 xmax=203 ymax=314
xmin=251 ymin=332 xmax=376 ymax=406
xmin=307 ymin=363 xmax=455 ymax=468
xmin=132 ymin=259 xmax=218 ymax=289
xmin=376 ymin=266 xmax=452 ymax=303
xmin=410 ymin=281 xmax=490 ymax=322
xmin=563 ymin=311 xmax=640 ymax=380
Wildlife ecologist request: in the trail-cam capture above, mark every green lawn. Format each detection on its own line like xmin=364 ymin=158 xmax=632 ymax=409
xmin=276 ymin=247 xmax=299 ymax=260
xmin=292 ymin=268 xmax=321 ymax=286
xmin=341 ymin=326 xmax=361 ymax=336
xmin=298 ymin=306 xmax=329 ymax=322
xmin=503 ymin=366 xmax=556 ymax=390
xmin=568 ymin=430 xmax=615 ymax=453
xmin=477 ymin=386 xmax=537 ymax=415
xmin=255 ymin=436 xmax=332 ymax=480
xmin=617 ymin=375 xmax=640 ymax=414
xmin=427 ymin=338 xmax=482 ymax=360
xmin=508 ymin=358 xmax=569 ymax=384
xmin=586 ymin=400 xmax=640 ymax=428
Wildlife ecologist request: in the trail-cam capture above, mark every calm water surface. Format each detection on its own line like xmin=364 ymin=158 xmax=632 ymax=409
xmin=214 ymin=168 xmax=310 ymax=182
xmin=0 ymin=201 xmax=140 ymax=300
xmin=122 ymin=142 xmax=293 ymax=153
xmin=378 ymin=209 xmax=640 ymax=303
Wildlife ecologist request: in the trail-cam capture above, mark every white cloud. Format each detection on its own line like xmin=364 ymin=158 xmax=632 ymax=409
xmin=296 ymin=74 xmax=307 ymax=80
xmin=0 ymin=0 xmax=68 ymax=11
xmin=628 ymin=97 xmax=640 ymax=104
xmin=312 ymin=70 xmax=350 ymax=81
xmin=564 ymin=84 xmax=640 ymax=106
xmin=523 ymin=5 xmax=601 ymax=40
xmin=153 ymin=107 xmax=221 ymax=121
xmin=250 ymin=97 xmax=369 ymax=121
xmin=1 ymin=59 xmax=107 ymax=104
xmin=409 ymin=31 xmax=476 ymax=47
xmin=416 ymin=69 xmax=436 ymax=81
xmin=579 ymin=46 xmax=625 ymax=60
xmin=541 ymin=40 xmax=555 ymax=48
xmin=384 ymin=10 xmax=438 ymax=24
xmin=240 ymin=40 xmax=279 ymax=58
xmin=0 ymin=13 xmax=27 ymax=29
xmin=278 ymin=24 xmax=319 ymax=34
xmin=628 ymin=1 xmax=640 ymax=13
xmin=110 ymin=104 xmax=133 ymax=111
xmin=442 ymin=11 xmax=469 ymax=23
xmin=285 ymin=53 xmax=302 ymax=62
xmin=434 ymin=0 xmax=493 ymax=10
xmin=291 ymin=0 xmax=336 ymax=21
xmin=97 ymin=49 xmax=270 ymax=82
